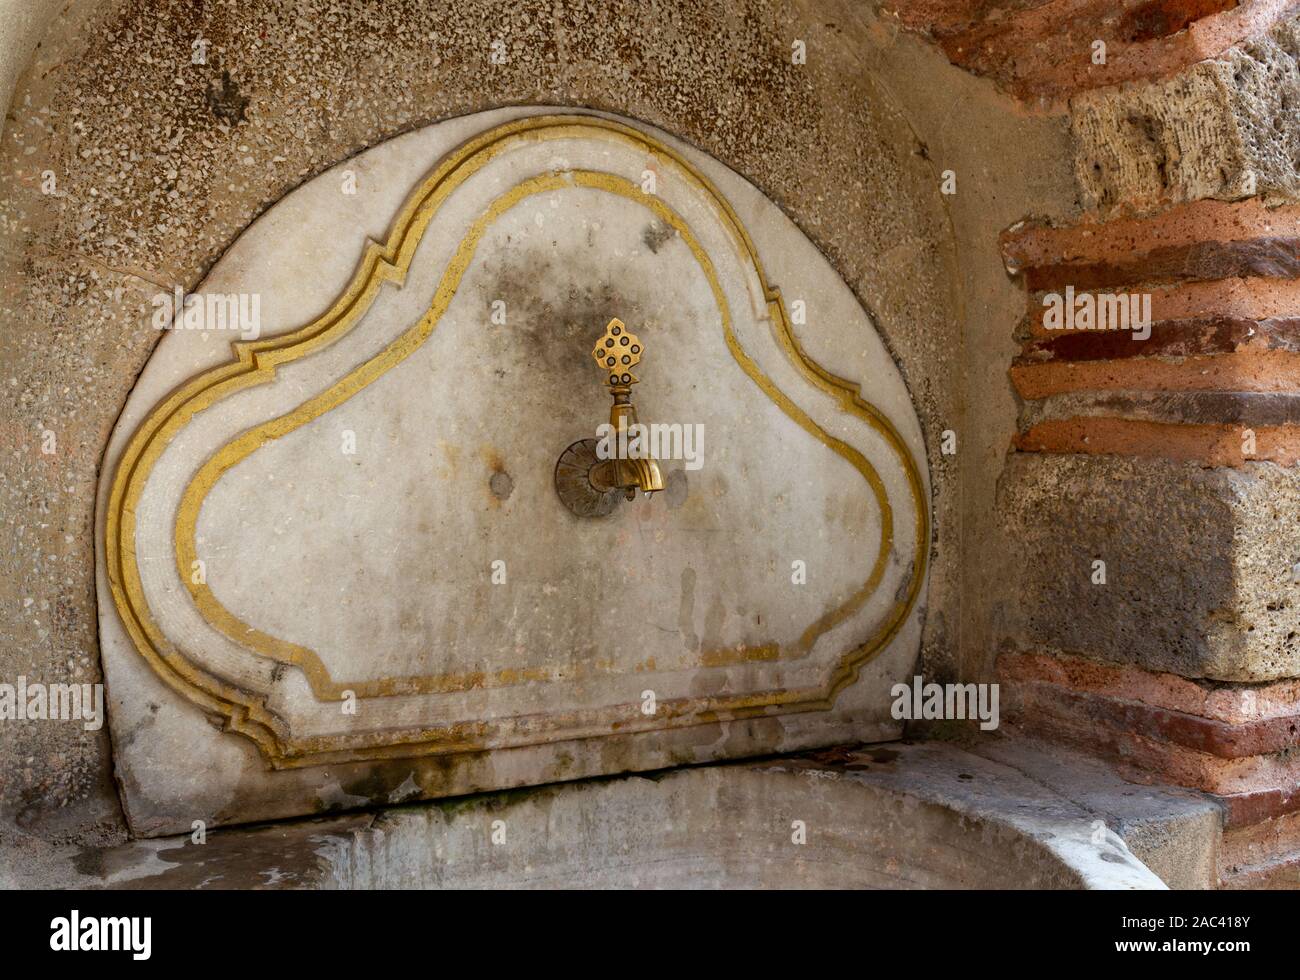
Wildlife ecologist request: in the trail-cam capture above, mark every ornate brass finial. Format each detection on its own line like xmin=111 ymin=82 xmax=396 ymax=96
xmin=591 ymin=317 xmax=642 ymax=388
xmin=556 ymin=316 xmax=663 ymax=517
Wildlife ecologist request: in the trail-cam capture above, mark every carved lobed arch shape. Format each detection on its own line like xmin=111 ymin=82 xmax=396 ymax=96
xmin=104 ymin=114 xmax=930 ymax=769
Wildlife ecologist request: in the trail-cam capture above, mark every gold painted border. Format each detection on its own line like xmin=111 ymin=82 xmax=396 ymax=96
xmin=105 ymin=114 xmax=930 ymax=768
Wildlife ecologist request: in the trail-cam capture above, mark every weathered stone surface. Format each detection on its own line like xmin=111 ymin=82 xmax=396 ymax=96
xmin=1002 ymin=198 xmax=1300 ymax=287
xmin=1022 ymin=391 xmax=1300 ymax=430
xmin=1005 ymin=681 xmax=1300 ymax=795
xmin=1221 ymin=806 xmax=1300 ymax=886
xmin=1015 ymin=418 xmax=1300 ymax=466
xmin=884 ymin=0 xmax=1299 ymax=104
xmin=0 ymin=0 xmax=958 ymax=845
xmin=1024 ymin=238 xmax=1300 ymax=291
xmin=1020 ymin=316 xmax=1300 ymax=362
xmin=4 ymin=744 xmax=1170 ymax=890
xmin=1011 ymin=349 xmax=1300 ymax=400
xmin=1004 ymin=654 xmax=1300 ymax=758
xmin=94 ymin=108 xmax=932 ymax=835
xmin=1072 ymin=14 xmax=1300 ymax=213
xmin=1018 ymin=278 xmax=1300 ymax=344
xmin=997 ymin=453 xmax=1300 ymax=681
xmin=970 ymin=735 xmax=1220 ymax=890
xmin=0 ymin=0 xmax=1079 ymax=846
xmin=1221 ymin=857 xmax=1300 ymax=887
xmin=997 ymin=652 xmax=1300 ymax=887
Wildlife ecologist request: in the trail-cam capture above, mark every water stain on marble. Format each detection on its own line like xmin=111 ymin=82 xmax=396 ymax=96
xmin=489 ymin=469 xmax=514 ymax=501
xmin=678 ymin=567 xmax=700 ymax=653
xmin=641 ymin=220 xmax=678 ymax=254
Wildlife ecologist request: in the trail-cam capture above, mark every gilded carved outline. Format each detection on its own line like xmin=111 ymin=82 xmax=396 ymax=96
xmin=105 ymin=115 xmax=930 ymax=768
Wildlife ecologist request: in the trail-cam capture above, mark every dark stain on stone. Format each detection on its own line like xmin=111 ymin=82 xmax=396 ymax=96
xmin=808 ymin=744 xmax=871 ymax=768
xmin=1028 ymin=390 xmax=1300 ymax=428
xmin=1117 ymin=0 xmax=1236 ymax=44
xmin=1020 ymin=314 xmax=1300 ymax=365
xmin=1025 ymin=238 xmax=1300 ymax=292
xmin=642 ymin=221 xmax=677 ymax=254
xmin=14 ymin=798 xmax=43 ymax=831
xmin=489 ymin=470 xmax=514 ymax=500
xmin=336 ymin=767 xmax=411 ymax=810
xmin=72 ymin=846 xmax=108 ymax=878
xmin=678 ymin=566 xmax=700 ymax=653
xmin=206 ymin=70 xmax=249 ymax=125
xmin=475 ymin=251 xmax=655 ymax=399
xmin=894 ymin=559 xmax=915 ymax=603
xmin=664 ymin=467 xmax=688 ymax=509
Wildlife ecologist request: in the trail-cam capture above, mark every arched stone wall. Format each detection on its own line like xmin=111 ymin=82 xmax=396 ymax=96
xmin=0 ymin=0 xmax=1077 ymax=846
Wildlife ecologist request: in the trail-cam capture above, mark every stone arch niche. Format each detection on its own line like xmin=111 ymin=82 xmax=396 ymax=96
xmin=94 ymin=108 xmax=930 ymax=836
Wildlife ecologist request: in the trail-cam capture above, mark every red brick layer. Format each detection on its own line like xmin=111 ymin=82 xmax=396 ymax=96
xmin=1000 ymin=651 xmax=1300 ymax=828
xmin=883 ymin=0 xmax=1299 ymax=103
xmin=1002 ymin=199 xmax=1300 ymax=465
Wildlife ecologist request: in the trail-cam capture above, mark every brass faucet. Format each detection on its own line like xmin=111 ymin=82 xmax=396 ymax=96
xmin=555 ymin=318 xmax=664 ymax=517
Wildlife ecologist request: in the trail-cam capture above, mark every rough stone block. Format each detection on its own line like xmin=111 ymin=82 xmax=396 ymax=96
xmin=1072 ymin=15 xmax=1300 ymax=213
xmin=997 ymin=453 xmax=1300 ymax=681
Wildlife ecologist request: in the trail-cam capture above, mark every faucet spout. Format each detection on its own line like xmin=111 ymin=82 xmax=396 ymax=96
xmin=555 ymin=317 xmax=665 ymax=517
xmin=589 ymin=454 xmax=665 ymax=499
